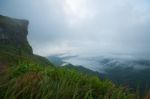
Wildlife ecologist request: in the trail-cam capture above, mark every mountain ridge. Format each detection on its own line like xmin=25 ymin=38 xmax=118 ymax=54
xmin=0 ymin=15 xmax=148 ymax=99
xmin=0 ymin=15 xmax=52 ymax=66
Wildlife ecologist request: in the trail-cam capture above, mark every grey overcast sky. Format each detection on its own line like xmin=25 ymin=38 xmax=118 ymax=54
xmin=0 ymin=0 xmax=150 ymax=58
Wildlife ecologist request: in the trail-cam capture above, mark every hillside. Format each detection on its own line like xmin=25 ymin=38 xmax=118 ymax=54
xmin=0 ymin=15 xmax=53 ymax=66
xmin=0 ymin=15 xmax=146 ymax=99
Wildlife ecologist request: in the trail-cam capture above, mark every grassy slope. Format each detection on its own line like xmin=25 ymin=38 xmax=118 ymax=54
xmin=3 ymin=46 xmax=150 ymax=98
xmin=2 ymin=44 xmax=150 ymax=98
xmin=0 ymin=44 xmax=53 ymax=67
xmin=0 ymin=15 xmax=145 ymax=98
xmin=0 ymin=63 xmax=136 ymax=99
xmin=0 ymin=45 xmax=138 ymax=99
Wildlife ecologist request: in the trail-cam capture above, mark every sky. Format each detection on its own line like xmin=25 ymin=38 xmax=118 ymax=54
xmin=0 ymin=0 xmax=150 ymax=58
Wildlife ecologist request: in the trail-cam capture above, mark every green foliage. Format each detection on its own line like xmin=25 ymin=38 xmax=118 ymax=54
xmin=0 ymin=44 xmax=53 ymax=66
xmin=0 ymin=63 xmax=136 ymax=99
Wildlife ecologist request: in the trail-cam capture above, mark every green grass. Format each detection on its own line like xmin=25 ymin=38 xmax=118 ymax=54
xmin=0 ymin=63 xmax=136 ymax=99
xmin=0 ymin=44 xmax=148 ymax=99
xmin=0 ymin=44 xmax=53 ymax=66
xmin=1 ymin=14 xmax=149 ymax=99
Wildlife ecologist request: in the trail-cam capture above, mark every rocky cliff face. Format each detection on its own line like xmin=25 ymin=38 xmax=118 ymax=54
xmin=0 ymin=15 xmax=53 ymax=66
xmin=0 ymin=15 xmax=32 ymax=54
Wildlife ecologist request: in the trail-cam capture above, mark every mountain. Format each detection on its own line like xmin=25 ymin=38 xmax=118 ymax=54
xmin=62 ymin=55 xmax=150 ymax=94
xmin=0 ymin=15 xmax=32 ymax=54
xmin=48 ymin=54 xmax=150 ymax=93
xmin=48 ymin=55 xmax=105 ymax=78
xmin=47 ymin=55 xmax=66 ymax=66
xmin=99 ymin=57 xmax=150 ymax=94
xmin=0 ymin=15 xmax=147 ymax=99
xmin=0 ymin=15 xmax=53 ymax=66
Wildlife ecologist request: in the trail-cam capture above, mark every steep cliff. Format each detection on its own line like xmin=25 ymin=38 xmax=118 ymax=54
xmin=0 ymin=15 xmax=52 ymax=66
xmin=0 ymin=15 xmax=32 ymax=54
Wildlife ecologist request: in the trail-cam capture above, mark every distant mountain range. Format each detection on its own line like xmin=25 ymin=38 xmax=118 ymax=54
xmin=48 ymin=54 xmax=150 ymax=94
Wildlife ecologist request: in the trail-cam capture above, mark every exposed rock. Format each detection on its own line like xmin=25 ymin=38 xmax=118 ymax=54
xmin=0 ymin=15 xmax=53 ymax=67
xmin=0 ymin=15 xmax=32 ymax=54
